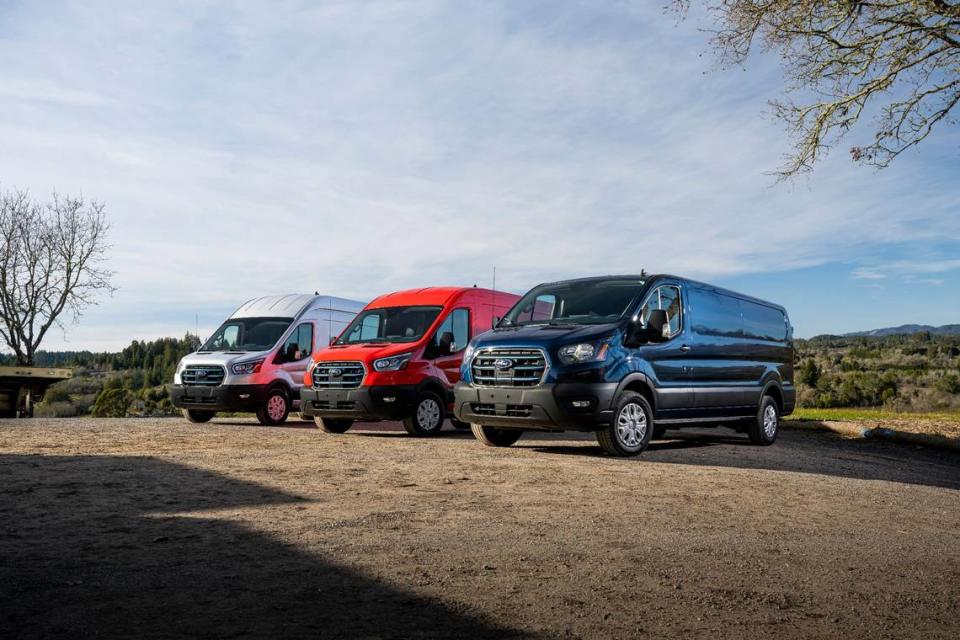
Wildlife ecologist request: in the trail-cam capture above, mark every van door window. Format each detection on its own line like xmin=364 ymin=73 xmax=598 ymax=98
xmin=428 ymin=309 xmax=470 ymax=358
xmin=280 ymin=323 xmax=313 ymax=362
xmin=641 ymin=286 xmax=682 ymax=338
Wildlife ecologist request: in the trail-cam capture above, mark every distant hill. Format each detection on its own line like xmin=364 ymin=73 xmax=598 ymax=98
xmin=845 ymin=324 xmax=960 ymax=337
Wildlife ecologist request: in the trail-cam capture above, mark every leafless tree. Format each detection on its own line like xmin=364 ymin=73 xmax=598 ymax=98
xmin=672 ymin=1 xmax=960 ymax=178
xmin=0 ymin=190 xmax=115 ymax=365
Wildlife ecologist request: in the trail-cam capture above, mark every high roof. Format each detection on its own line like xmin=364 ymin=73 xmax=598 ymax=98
xmin=366 ymin=286 xmax=495 ymax=309
xmin=231 ymin=294 xmax=366 ymax=319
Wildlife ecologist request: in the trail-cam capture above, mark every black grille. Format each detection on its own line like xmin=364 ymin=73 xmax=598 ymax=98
xmin=312 ymin=361 xmax=365 ymax=389
xmin=472 ymin=403 xmax=533 ymax=417
xmin=181 ymin=365 xmax=225 ymax=386
xmin=311 ymin=400 xmax=356 ymax=411
xmin=471 ymin=348 xmax=547 ymax=387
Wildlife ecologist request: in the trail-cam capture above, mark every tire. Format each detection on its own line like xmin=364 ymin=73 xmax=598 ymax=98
xmin=471 ymin=423 xmax=523 ymax=447
xmin=256 ymin=388 xmax=290 ymax=426
xmin=402 ymin=390 xmax=445 ymax=437
xmin=653 ymin=425 xmax=668 ymax=439
xmin=450 ymin=419 xmax=471 ymax=430
xmin=597 ymin=392 xmax=654 ymax=457
xmin=748 ymin=394 xmax=779 ymax=446
xmin=183 ymin=409 xmax=215 ymax=424
xmin=315 ymin=417 xmax=353 ymax=433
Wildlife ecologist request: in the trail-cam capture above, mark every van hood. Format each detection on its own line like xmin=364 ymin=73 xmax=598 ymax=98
xmin=313 ymin=342 xmax=420 ymax=364
xmin=472 ymin=322 xmax=622 ymax=350
xmin=180 ymin=350 xmax=273 ymax=368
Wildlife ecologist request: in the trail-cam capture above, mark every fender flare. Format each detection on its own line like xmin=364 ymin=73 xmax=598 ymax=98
xmin=415 ymin=377 xmax=452 ymax=403
xmin=612 ymin=372 xmax=657 ymax=412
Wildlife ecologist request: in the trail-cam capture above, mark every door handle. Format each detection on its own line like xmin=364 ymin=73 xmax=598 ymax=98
xmin=680 ymin=345 xmax=692 ymax=352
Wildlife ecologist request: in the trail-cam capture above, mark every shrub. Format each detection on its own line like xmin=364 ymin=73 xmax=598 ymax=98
xmin=935 ymin=373 xmax=960 ymax=395
xmin=34 ymin=401 xmax=78 ymax=418
xmin=91 ymin=388 xmax=133 ymax=418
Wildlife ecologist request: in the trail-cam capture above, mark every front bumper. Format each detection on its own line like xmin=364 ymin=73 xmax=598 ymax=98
xmin=300 ymin=385 xmax=419 ymax=421
xmin=453 ymin=381 xmax=617 ymax=432
xmin=168 ymin=384 xmax=268 ymax=412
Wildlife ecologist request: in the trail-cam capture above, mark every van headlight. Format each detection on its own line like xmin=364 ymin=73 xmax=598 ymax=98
xmin=231 ymin=359 xmax=264 ymax=375
xmin=462 ymin=342 xmax=476 ymax=365
xmin=557 ymin=342 xmax=609 ymax=365
xmin=373 ymin=353 xmax=412 ymax=372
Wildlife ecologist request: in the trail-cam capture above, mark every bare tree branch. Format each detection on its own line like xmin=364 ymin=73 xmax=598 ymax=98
xmin=0 ymin=189 xmax=115 ymax=365
xmin=671 ymin=0 xmax=960 ymax=178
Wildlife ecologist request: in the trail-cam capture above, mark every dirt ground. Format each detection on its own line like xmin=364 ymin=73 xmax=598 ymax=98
xmin=1 ymin=417 xmax=959 ymax=639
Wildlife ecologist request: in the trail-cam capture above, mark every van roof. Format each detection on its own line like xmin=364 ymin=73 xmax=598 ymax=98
xmin=231 ymin=294 xmax=366 ymax=319
xmin=366 ymin=286 xmax=501 ymax=309
xmin=534 ymin=274 xmax=786 ymax=314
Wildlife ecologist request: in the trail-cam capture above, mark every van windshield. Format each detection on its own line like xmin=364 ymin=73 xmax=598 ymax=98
xmin=200 ymin=317 xmax=293 ymax=352
xmin=502 ymin=279 xmax=647 ymax=327
xmin=337 ymin=306 xmax=442 ymax=344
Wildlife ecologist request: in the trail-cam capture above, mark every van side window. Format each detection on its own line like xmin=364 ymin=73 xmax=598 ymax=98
xmin=689 ymin=288 xmax=743 ymax=338
xmin=428 ymin=309 xmax=470 ymax=358
xmin=281 ymin=323 xmax=313 ymax=362
xmin=641 ymin=286 xmax=682 ymax=337
xmin=742 ymin=301 xmax=787 ymax=341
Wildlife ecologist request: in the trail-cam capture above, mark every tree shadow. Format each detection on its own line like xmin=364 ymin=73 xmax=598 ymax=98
xmin=0 ymin=454 xmax=528 ymax=639
xmin=521 ymin=426 xmax=960 ymax=491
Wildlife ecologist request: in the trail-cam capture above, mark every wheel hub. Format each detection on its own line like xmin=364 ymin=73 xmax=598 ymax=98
xmin=616 ymin=402 xmax=647 ymax=448
xmin=417 ymin=398 xmax=442 ymax=431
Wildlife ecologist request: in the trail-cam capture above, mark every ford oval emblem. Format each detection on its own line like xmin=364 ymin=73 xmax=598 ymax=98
xmin=329 ymin=368 xmax=344 ymax=377
xmin=493 ymin=358 xmax=514 ymax=370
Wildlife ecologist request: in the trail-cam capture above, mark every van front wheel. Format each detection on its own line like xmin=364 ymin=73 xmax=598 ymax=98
xmin=183 ymin=409 xmax=215 ymax=424
xmin=256 ymin=388 xmax=290 ymax=426
xmin=402 ymin=391 xmax=445 ymax=436
xmin=597 ymin=392 xmax=653 ymax=457
xmin=471 ymin=424 xmax=523 ymax=447
xmin=315 ymin=417 xmax=353 ymax=433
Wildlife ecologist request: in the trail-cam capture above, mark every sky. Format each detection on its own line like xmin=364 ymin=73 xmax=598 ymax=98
xmin=0 ymin=0 xmax=958 ymax=351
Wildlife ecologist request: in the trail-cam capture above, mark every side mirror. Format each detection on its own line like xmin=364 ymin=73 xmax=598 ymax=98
xmin=645 ymin=309 xmax=670 ymax=343
xmin=492 ymin=316 xmax=501 ymax=329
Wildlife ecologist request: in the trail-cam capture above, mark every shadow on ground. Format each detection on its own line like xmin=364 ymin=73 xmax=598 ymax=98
xmin=0 ymin=454 xmax=526 ymax=639
xmin=521 ymin=424 xmax=960 ymax=491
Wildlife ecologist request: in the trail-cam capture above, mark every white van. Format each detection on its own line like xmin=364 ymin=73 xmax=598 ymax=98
xmin=169 ymin=294 xmax=366 ymax=425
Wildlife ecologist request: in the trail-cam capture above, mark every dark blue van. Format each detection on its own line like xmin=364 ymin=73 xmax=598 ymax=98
xmin=453 ymin=274 xmax=795 ymax=457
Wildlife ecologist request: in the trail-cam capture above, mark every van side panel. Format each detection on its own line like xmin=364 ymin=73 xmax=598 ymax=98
xmin=686 ymin=283 xmax=793 ymax=415
xmin=686 ymin=286 xmax=752 ymax=411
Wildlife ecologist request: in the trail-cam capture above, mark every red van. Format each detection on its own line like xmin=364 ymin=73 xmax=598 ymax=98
xmin=300 ymin=287 xmax=520 ymax=436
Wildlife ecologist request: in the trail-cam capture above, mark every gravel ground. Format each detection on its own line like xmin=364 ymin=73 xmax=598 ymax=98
xmin=1 ymin=417 xmax=959 ymax=639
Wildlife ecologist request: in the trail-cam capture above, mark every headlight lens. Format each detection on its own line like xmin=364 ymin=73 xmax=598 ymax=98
xmin=231 ymin=359 xmax=264 ymax=375
xmin=557 ymin=342 xmax=609 ymax=365
xmin=462 ymin=341 xmax=476 ymax=365
xmin=373 ymin=353 xmax=412 ymax=372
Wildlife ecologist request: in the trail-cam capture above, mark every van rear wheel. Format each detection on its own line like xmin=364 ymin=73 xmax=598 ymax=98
xmin=597 ymin=392 xmax=654 ymax=457
xmin=256 ymin=388 xmax=290 ymax=426
xmin=315 ymin=417 xmax=353 ymax=433
xmin=471 ymin=424 xmax=523 ymax=447
xmin=748 ymin=395 xmax=779 ymax=445
xmin=183 ymin=409 xmax=215 ymax=424
xmin=402 ymin=391 xmax=445 ymax=437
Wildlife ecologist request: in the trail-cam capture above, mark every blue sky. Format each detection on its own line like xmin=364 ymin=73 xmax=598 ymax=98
xmin=0 ymin=0 xmax=957 ymax=350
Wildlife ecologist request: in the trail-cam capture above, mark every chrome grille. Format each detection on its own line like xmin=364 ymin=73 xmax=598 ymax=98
xmin=312 ymin=361 xmax=365 ymax=389
xmin=471 ymin=348 xmax=547 ymax=387
xmin=181 ymin=365 xmax=225 ymax=387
